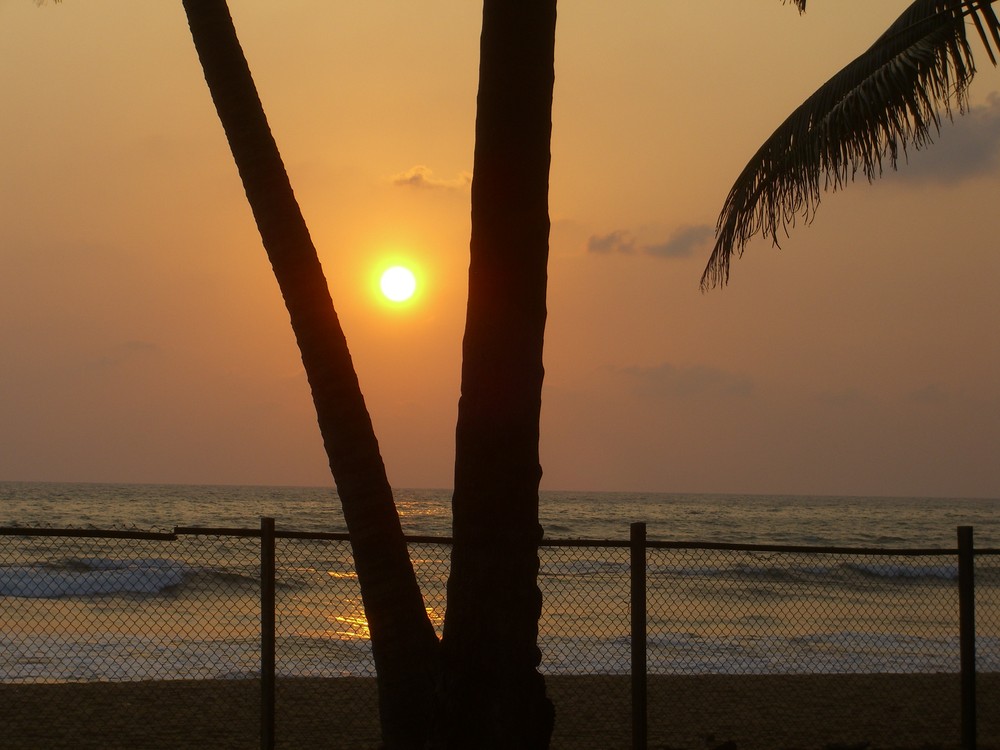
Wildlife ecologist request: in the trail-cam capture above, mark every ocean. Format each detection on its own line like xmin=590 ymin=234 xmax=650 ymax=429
xmin=1 ymin=482 xmax=999 ymax=682
xmin=3 ymin=481 xmax=998 ymax=545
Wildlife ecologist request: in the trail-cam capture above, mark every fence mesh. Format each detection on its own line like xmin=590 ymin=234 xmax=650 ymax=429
xmin=1 ymin=528 xmax=998 ymax=749
xmin=644 ymin=547 xmax=965 ymax=675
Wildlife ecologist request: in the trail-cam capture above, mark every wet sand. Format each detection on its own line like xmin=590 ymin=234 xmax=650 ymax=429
xmin=2 ymin=673 xmax=998 ymax=749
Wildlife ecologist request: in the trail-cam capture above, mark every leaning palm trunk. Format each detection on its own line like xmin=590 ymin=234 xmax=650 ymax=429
xmin=181 ymin=2 xmax=438 ymax=746
xmin=438 ymin=1 xmax=557 ymax=748
xmin=703 ymin=0 xmax=1000 ymax=288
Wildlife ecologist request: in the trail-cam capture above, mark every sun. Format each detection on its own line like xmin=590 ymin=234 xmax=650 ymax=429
xmin=379 ymin=265 xmax=417 ymax=303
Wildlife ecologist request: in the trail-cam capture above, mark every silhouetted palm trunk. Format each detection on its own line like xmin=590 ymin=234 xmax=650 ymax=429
xmin=181 ymin=2 xmax=437 ymax=746
xmin=440 ymin=1 xmax=557 ymax=747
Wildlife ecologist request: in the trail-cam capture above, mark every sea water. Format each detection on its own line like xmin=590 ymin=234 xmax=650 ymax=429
xmin=1 ymin=482 xmax=998 ymax=682
xmin=3 ymin=481 xmax=999 ymax=545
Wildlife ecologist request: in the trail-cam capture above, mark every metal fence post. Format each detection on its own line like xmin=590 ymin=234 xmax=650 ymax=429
xmin=958 ymin=525 xmax=976 ymax=750
xmin=631 ymin=522 xmax=647 ymax=750
xmin=261 ymin=517 xmax=276 ymax=750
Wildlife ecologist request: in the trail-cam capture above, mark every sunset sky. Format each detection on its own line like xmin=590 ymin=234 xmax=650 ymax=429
xmin=3 ymin=1 xmax=998 ymax=498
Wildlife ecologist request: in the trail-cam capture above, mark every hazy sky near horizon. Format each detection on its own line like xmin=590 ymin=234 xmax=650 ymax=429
xmin=2 ymin=1 xmax=998 ymax=498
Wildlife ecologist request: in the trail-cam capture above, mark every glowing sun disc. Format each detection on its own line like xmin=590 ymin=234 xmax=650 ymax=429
xmin=380 ymin=266 xmax=417 ymax=302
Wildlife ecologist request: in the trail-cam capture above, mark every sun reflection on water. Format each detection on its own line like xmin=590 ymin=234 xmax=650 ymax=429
xmin=331 ymin=613 xmax=371 ymax=639
xmin=326 ymin=570 xmax=357 ymax=580
xmin=294 ymin=605 xmax=443 ymax=641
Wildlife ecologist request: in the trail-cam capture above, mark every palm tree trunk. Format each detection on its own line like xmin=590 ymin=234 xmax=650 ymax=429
xmin=439 ymin=1 xmax=557 ymax=747
xmin=180 ymin=2 xmax=438 ymax=746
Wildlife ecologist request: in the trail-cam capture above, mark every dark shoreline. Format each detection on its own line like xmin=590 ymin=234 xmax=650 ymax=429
xmin=2 ymin=673 xmax=998 ymax=749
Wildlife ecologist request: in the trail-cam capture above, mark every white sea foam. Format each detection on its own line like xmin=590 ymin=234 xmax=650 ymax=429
xmin=4 ymin=629 xmax=998 ymax=683
xmin=0 ymin=558 xmax=188 ymax=598
xmin=0 ymin=634 xmax=261 ymax=683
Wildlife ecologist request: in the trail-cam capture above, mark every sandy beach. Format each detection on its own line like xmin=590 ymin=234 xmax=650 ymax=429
xmin=2 ymin=673 xmax=998 ymax=749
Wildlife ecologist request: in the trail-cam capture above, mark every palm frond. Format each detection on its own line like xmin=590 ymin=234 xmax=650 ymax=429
xmin=702 ymin=0 xmax=1000 ymax=289
xmin=785 ymin=0 xmax=807 ymax=13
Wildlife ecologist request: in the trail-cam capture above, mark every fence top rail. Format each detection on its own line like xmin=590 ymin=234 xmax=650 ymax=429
xmin=4 ymin=525 xmax=997 ymax=556
xmin=641 ymin=539 xmax=971 ymax=556
xmin=172 ymin=528 xmax=454 ymax=544
xmin=0 ymin=526 xmax=177 ymax=540
xmin=179 ymin=527 xmax=999 ymax=556
xmin=539 ymin=538 xmax=987 ymax=555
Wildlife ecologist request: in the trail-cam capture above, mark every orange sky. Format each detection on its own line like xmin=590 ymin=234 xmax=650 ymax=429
xmin=2 ymin=2 xmax=998 ymax=498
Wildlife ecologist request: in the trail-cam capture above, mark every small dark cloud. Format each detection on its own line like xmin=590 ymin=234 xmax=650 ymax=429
xmin=644 ymin=224 xmax=714 ymax=259
xmin=889 ymin=91 xmax=1000 ymax=184
xmin=587 ymin=224 xmax=714 ymax=259
xmin=587 ymin=230 xmax=635 ymax=255
xmin=620 ymin=362 xmax=753 ymax=399
xmin=391 ymin=165 xmax=471 ymax=190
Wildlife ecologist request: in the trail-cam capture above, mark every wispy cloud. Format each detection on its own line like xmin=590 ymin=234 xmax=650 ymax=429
xmin=587 ymin=224 xmax=714 ymax=259
xmin=619 ymin=362 xmax=753 ymax=400
xmin=644 ymin=224 xmax=714 ymax=259
xmin=889 ymin=92 xmax=1000 ymax=185
xmin=391 ymin=165 xmax=471 ymax=190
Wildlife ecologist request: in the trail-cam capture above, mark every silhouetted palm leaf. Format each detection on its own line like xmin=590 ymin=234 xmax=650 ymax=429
xmin=703 ymin=0 xmax=1000 ymax=289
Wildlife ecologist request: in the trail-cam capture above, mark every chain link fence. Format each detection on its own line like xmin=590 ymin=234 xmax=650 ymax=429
xmin=1 ymin=525 xmax=997 ymax=749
